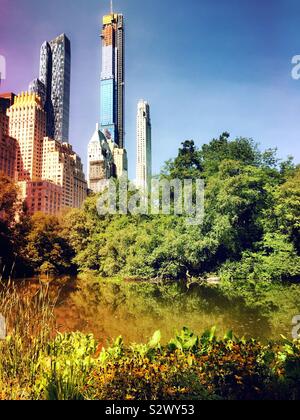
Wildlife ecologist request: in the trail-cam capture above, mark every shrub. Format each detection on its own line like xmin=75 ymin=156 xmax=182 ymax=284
xmin=34 ymin=332 xmax=97 ymax=400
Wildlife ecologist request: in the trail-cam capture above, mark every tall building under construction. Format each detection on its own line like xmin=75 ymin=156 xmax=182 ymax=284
xmin=88 ymin=4 xmax=128 ymax=192
xmin=100 ymin=12 xmax=125 ymax=149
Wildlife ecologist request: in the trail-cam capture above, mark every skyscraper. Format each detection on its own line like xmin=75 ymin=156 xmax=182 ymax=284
xmin=39 ymin=34 xmax=71 ymax=142
xmin=6 ymin=90 xmax=87 ymax=215
xmin=0 ymin=93 xmax=17 ymax=180
xmin=42 ymin=137 xmax=87 ymax=209
xmin=100 ymin=11 xmax=124 ymax=148
xmin=87 ymin=123 xmax=114 ymax=193
xmin=28 ymin=78 xmax=46 ymax=106
xmin=136 ymin=100 xmax=152 ymax=191
xmin=88 ymin=4 xmax=127 ymax=192
xmin=7 ymin=92 xmax=46 ymax=182
xmin=39 ymin=42 xmax=52 ymax=94
xmin=39 ymin=41 xmax=54 ymax=137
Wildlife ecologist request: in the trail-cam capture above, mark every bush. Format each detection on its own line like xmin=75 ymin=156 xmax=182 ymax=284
xmin=36 ymin=333 xmax=97 ymax=400
xmin=82 ymin=329 xmax=299 ymax=401
xmin=221 ymin=233 xmax=300 ymax=283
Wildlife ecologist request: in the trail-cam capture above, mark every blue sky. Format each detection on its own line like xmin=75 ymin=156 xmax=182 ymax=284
xmin=1 ymin=0 xmax=300 ymax=177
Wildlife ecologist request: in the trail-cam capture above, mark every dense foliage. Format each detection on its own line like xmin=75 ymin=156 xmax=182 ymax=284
xmin=0 ymin=174 xmax=26 ymax=278
xmin=65 ymin=134 xmax=300 ymax=283
xmin=0 ymin=177 xmax=75 ymax=277
xmin=0 ymin=133 xmax=299 ymax=283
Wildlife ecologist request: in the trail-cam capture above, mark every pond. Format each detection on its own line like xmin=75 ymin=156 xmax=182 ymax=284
xmin=11 ymin=274 xmax=299 ymax=344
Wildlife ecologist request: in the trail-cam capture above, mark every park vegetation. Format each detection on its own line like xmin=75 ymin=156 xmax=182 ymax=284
xmin=1 ymin=133 xmax=299 ymax=285
xmin=0 ymin=133 xmax=300 ymax=400
xmin=0 ymin=285 xmax=300 ymax=400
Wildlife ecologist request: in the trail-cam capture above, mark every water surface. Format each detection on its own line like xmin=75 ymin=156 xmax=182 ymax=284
xmin=13 ymin=275 xmax=297 ymax=344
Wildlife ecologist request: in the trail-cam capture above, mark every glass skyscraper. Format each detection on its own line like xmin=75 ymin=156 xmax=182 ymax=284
xmin=39 ymin=34 xmax=71 ymax=143
xmin=100 ymin=13 xmax=125 ymax=149
xmin=28 ymin=78 xmax=46 ymax=107
xmin=88 ymin=7 xmax=127 ymax=192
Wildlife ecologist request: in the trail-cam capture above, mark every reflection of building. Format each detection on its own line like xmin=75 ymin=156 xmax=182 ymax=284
xmin=39 ymin=34 xmax=71 ymax=142
xmin=88 ymin=8 xmax=127 ymax=192
xmin=136 ymin=100 xmax=152 ymax=191
xmin=0 ymin=93 xmax=17 ymax=179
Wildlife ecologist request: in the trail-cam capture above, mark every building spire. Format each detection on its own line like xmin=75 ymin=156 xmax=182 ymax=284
xmin=110 ymin=0 xmax=113 ymax=14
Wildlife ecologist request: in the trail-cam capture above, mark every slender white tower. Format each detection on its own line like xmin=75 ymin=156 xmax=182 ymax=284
xmin=136 ymin=100 xmax=152 ymax=191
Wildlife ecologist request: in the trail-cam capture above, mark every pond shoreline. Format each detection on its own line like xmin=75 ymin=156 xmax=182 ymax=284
xmin=2 ymin=274 xmax=299 ymax=343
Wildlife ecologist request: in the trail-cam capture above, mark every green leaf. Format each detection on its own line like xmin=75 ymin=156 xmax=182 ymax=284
xmin=209 ymin=326 xmax=217 ymax=342
xmin=148 ymin=330 xmax=161 ymax=349
xmin=224 ymin=330 xmax=233 ymax=341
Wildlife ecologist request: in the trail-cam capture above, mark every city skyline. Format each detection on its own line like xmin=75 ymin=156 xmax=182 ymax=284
xmin=1 ymin=0 xmax=300 ymax=179
xmin=1 ymin=1 xmax=300 ymax=402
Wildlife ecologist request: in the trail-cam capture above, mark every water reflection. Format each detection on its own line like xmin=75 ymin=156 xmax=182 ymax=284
xmin=10 ymin=275 xmax=290 ymax=344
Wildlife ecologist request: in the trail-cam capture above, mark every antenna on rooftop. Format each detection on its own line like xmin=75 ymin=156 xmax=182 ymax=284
xmin=110 ymin=0 xmax=113 ymax=14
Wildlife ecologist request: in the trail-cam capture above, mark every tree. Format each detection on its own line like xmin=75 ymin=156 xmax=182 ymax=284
xmin=222 ymin=233 xmax=300 ymax=282
xmin=200 ymin=133 xmax=262 ymax=177
xmin=202 ymin=159 xmax=279 ymax=263
xmin=21 ymin=213 xmax=75 ymax=275
xmin=63 ymin=135 xmax=300 ymax=283
xmin=273 ymin=168 xmax=300 ymax=252
xmin=0 ymin=174 xmax=19 ymax=224
xmin=0 ymin=174 xmax=24 ymax=277
xmin=164 ymin=140 xmax=202 ymax=179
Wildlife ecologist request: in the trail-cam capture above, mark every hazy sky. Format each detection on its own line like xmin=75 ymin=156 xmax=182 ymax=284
xmin=1 ymin=0 xmax=300 ymax=177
